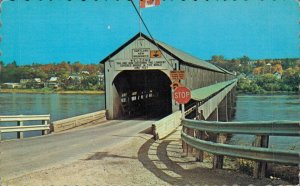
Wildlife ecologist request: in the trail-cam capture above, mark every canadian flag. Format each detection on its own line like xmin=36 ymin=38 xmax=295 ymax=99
xmin=140 ymin=0 xmax=160 ymax=8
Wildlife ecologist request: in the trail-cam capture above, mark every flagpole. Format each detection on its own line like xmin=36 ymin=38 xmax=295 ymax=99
xmin=139 ymin=0 xmax=142 ymax=37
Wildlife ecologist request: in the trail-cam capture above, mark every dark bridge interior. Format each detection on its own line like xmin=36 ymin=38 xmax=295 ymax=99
xmin=113 ymin=70 xmax=172 ymax=119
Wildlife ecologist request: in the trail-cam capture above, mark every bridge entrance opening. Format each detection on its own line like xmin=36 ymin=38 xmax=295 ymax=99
xmin=113 ymin=70 xmax=172 ymax=119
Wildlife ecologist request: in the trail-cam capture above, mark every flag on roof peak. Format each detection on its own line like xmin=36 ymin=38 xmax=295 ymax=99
xmin=140 ymin=0 xmax=160 ymax=8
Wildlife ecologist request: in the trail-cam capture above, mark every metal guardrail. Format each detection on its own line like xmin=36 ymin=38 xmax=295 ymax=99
xmin=181 ymin=119 xmax=300 ymax=177
xmin=0 ymin=115 xmax=50 ymax=122
xmin=182 ymin=132 xmax=299 ymax=165
xmin=0 ymin=125 xmax=50 ymax=133
xmin=182 ymin=119 xmax=300 ymax=136
xmin=182 ymin=119 xmax=300 ymax=164
xmin=0 ymin=115 xmax=51 ymax=140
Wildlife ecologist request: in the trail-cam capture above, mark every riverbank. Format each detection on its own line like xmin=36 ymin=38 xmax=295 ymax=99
xmin=237 ymin=90 xmax=299 ymax=95
xmin=0 ymin=88 xmax=104 ymax=95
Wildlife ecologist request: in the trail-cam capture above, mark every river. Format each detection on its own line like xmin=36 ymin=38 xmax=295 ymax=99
xmin=229 ymin=95 xmax=300 ymax=150
xmin=1 ymin=93 xmax=299 ymax=149
xmin=0 ymin=93 xmax=105 ymax=140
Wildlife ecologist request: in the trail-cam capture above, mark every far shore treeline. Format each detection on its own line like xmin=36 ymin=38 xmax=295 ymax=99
xmin=0 ymin=56 xmax=299 ymax=94
xmin=0 ymin=61 xmax=105 ymax=91
xmin=209 ymin=56 xmax=300 ymax=94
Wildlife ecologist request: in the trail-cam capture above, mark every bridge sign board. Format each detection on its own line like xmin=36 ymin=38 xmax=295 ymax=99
xmin=132 ymin=48 xmax=150 ymax=58
xmin=150 ymin=50 xmax=162 ymax=58
xmin=170 ymin=70 xmax=185 ymax=80
xmin=170 ymin=80 xmax=183 ymax=90
xmin=173 ymin=86 xmax=191 ymax=104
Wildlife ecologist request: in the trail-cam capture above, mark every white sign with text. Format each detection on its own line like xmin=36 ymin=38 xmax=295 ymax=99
xmin=113 ymin=58 xmax=169 ymax=71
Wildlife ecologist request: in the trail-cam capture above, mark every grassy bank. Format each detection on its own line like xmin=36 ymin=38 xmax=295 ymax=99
xmin=0 ymin=88 xmax=105 ymax=95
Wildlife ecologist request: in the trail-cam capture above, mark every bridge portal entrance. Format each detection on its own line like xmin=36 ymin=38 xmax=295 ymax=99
xmin=113 ymin=70 xmax=172 ymax=119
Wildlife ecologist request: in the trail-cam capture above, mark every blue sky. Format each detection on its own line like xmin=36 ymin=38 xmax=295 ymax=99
xmin=0 ymin=0 xmax=299 ymax=65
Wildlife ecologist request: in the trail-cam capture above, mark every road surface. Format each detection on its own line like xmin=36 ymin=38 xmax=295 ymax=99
xmin=0 ymin=119 xmax=154 ymax=180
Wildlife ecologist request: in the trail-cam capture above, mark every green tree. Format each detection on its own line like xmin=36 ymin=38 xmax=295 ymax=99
xmin=2 ymin=61 xmax=18 ymax=82
xmin=73 ymin=62 xmax=83 ymax=73
xmin=211 ymin=55 xmax=225 ymax=63
xmin=239 ymin=55 xmax=250 ymax=65
xmin=81 ymin=75 xmax=99 ymax=90
xmin=282 ymin=68 xmax=300 ymax=91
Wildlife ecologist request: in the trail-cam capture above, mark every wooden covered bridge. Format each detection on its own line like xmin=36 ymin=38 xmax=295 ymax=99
xmin=100 ymin=32 xmax=236 ymax=120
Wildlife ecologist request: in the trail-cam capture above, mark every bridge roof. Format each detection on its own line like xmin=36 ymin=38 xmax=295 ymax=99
xmin=100 ymin=32 xmax=225 ymax=73
xmin=191 ymin=79 xmax=237 ymax=101
xmin=154 ymin=40 xmax=223 ymax=73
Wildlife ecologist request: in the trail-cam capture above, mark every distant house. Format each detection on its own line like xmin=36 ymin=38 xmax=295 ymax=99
xmin=20 ymin=79 xmax=31 ymax=88
xmin=20 ymin=78 xmax=44 ymax=88
xmin=46 ymin=77 xmax=60 ymax=88
xmin=248 ymin=60 xmax=257 ymax=66
xmin=49 ymin=77 xmax=59 ymax=82
xmin=33 ymin=78 xmax=42 ymax=83
xmin=3 ymin=83 xmax=22 ymax=89
xmin=81 ymin=71 xmax=90 ymax=75
xmin=20 ymin=79 xmax=31 ymax=84
xmin=273 ymin=72 xmax=282 ymax=79
xmin=68 ymin=75 xmax=81 ymax=81
xmin=98 ymin=73 xmax=104 ymax=83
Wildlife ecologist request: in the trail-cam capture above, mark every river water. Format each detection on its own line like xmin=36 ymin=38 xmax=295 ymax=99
xmin=0 ymin=93 xmax=299 ymax=149
xmin=229 ymin=95 xmax=300 ymax=150
xmin=0 ymin=93 xmax=105 ymax=140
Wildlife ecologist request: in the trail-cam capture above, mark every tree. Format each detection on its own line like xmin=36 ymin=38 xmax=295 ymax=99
xmin=253 ymin=67 xmax=263 ymax=75
xmin=58 ymin=62 xmax=71 ymax=72
xmin=99 ymin=63 xmax=104 ymax=73
xmin=282 ymin=68 xmax=300 ymax=91
xmin=84 ymin=64 xmax=98 ymax=75
xmin=73 ymin=62 xmax=83 ymax=73
xmin=239 ymin=55 xmax=250 ymax=65
xmin=2 ymin=61 xmax=18 ymax=82
xmin=256 ymin=60 xmax=266 ymax=67
xmin=0 ymin=61 xmax=4 ymax=83
xmin=271 ymin=64 xmax=283 ymax=74
xmin=211 ymin=55 xmax=225 ymax=63
xmin=81 ymin=75 xmax=99 ymax=90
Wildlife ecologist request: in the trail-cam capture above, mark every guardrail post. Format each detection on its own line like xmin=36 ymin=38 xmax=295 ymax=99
xmin=182 ymin=125 xmax=188 ymax=156
xmin=227 ymin=91 xmax=232 ymax=120
xmin=195 ymin=130 xmax=205 ymax=162
xmin=0 ymin=131 xmax=2 ymax=141
xmin=17 ymin=121 xmax=24 ymax=139
xmin=253 ymin=135 xmax=269 ymax=178
xmin=196 ymin=110 xmax=204 ymax=162
xmin=187 ymin=127 xmax=194 ymax=156
xmin=42 ymin=120 xmax=48 ymax=135
xmin=213 ymin=133 xmax=226 ymax=169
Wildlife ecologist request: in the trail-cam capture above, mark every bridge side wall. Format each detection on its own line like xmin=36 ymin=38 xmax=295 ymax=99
xmin=179 ymin=64 xmax=228 ymax=89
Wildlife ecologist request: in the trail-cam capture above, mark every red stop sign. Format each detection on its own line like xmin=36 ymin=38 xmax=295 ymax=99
xmin=173 ymin=86 xmax=191 ymax=104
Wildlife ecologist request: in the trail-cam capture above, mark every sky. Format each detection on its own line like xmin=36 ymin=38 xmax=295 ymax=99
xmin=0 ymin=0 xmax=299 ymax=65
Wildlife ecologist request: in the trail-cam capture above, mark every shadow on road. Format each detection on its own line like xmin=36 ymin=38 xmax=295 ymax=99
xmin=137 ymin=133 xmax=214 ymax=185
xmin=136 ymin=129 xmax=287 ymax=185
xmin=85 ymin=151 xmax=137 ymax=161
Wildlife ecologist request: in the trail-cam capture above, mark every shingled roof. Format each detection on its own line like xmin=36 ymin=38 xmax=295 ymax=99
xmin=100 ymin=32 xmax=224 ymax=73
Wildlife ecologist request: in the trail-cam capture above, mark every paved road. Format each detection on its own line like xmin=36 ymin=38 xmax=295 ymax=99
xmin=0 ymin=119 xmax=155 ymax=180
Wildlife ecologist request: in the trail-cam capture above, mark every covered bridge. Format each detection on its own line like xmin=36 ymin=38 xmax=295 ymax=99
xmin=100 ymin=32 xmax=235 ymax=119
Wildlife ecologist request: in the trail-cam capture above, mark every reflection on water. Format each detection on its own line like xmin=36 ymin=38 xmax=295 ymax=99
xmin=0 ymin=93 xmax=105 ymax=140
xmin=230 ymin=95 xmax=300 ymax=150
